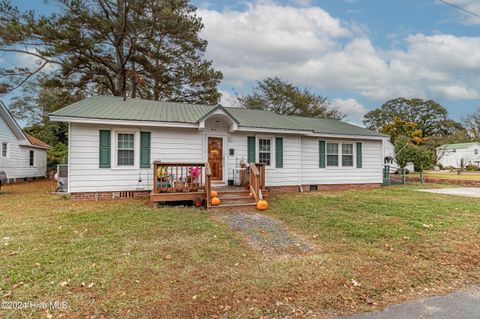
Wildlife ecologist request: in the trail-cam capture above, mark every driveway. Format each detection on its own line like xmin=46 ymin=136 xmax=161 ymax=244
xmin=419 ymin=187 xmax=480 ymax=198
xmin=340 ymin=286 xmax=480 ymax=319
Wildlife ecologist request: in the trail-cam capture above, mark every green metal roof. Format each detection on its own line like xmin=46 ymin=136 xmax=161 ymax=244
xmin=51 ymin=96 xmax=386 ymax=137
xmin=438 ymin=142 xmax=480 ymax=150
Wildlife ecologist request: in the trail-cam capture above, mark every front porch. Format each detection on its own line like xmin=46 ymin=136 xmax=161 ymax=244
xmin=150 ymin=161 xmax=267 ymax=210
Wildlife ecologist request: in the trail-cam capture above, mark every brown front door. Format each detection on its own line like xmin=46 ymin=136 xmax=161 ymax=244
xmin=208 ymin=137 xmax=223 ymax=181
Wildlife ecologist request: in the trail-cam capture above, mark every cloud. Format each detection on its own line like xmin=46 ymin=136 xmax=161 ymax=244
xmin=199 ymin=2 xmax=480 ymax=102
xmin=438 ymin=0 xmax=480 ymax=25
xmin=331 ymin=98 xmax=368 ymax=124
xmin=13 ymin=48 xmax=58 ymax=73
xmin=219 ymin=90 xmax=239 ymax=107
xmin=289 ymin=0 xmax=312 ymax=6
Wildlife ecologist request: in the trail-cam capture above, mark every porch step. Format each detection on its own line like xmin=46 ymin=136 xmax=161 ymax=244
xmin=209 ymin=202 xmax=257 ymax=211
xmin=215 ymin=190 xmax=251 ymax=197
xmin=220 ymin=197 xmax=256 ymax=205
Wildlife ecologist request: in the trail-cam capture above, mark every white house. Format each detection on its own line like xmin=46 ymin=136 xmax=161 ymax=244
xmin=383 ymin=140 xmax=414 ymax=172
xmin=437 ymin=142 xmax=480 ymax=168
xmin=0 ymin=102 xmax=50 ymax=183
xmin=50 ymin=96 xmax=388 ymax=204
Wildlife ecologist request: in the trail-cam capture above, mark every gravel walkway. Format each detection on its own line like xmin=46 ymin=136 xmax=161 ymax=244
xmin=220 ymin=213 xmax=311 ymax=255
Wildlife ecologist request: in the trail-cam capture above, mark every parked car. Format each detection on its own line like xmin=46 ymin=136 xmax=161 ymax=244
xmin=0 ymin=171 xmax=7 ymax=191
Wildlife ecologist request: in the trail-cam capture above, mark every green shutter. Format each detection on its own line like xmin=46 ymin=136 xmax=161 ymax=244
xmin=275 ymin=137 xmax=283 ymax=168
xmin=247 ymin=136 xmax=256 ymax=164
xmin=99 ymin=130 xmax=111 ymax=168
xmin=140 ymin=132 xmax=151 ymax=168
xmin=319 ymin=140 xmax=326 ymax=168
xmin=356 ymin=142 xmax=363 ymax=168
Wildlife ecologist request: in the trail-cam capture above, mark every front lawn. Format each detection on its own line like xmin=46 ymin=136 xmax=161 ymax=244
xmin=1 ymin=181 xmax=480 ymax=318
xmin=423 ymin=170 xmax=480 ymax=181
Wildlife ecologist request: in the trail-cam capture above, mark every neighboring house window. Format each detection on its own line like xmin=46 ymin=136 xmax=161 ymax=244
xmin=29 ymin=150 xmax=34 ymax=166
xmin=475 ymin=149 xmax=479 ymax=155
xmin=326 ymin=142 xmax=339 ymax=166
xmin=342 ymin=143 xmax=354 ymax=167
xmin=1 ymin=142 xmax=6 ymax=157
xmin=258 ymin=138 xmax=271 ymax=166
xmin=453 ymin=149 xmax=456 ymax=152
xmin=117 ymin=133 xmax=135 ymax=166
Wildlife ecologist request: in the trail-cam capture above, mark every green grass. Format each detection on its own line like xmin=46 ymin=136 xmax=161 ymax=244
xmin=412 ymin=170 xmax=480 ymax=181
xmin=269 ymin=184 xmax=480 ymax=243
xmin=1 ymin=181 xmax=480 ymax=318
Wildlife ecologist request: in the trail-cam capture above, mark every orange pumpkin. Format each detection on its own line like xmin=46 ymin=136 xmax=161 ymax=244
xmin=211 ymin=196 xmax=221 ymax=206
xmin=211 ymin=191 xmax=218 ymax=198
xmin=256 ymin=200 xmax=268 ymax=211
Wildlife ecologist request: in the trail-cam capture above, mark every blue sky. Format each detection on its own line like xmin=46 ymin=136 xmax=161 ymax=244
xmin=3 ymin=0 xmax=480 ymax=125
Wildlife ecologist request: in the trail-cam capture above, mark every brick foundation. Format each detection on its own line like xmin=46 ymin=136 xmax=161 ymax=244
xmin=7 ymin=176 xmax=47 ymax=184
xmin=71 ymin=190 xmax=151 ymax=201
xmin=268 ymin=183 xmax=382 ymax=193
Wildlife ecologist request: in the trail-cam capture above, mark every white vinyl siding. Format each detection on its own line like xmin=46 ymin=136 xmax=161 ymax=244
xmin=0 ymin=115 xmax=47 ymax=180
xmin=302 ymin=137 xmax=382 ymax=185
xmin=69 ymin=123 xmax=203 ymax=192
xmin=436 ymin=143 xmax=480 ymax=168
xmin=67 ymin=121 xmax=384 ymax=192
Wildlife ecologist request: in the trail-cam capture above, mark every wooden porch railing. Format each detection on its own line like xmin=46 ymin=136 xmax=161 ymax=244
xmin=153 ymin=161 xmax=207 ymax=194
xmin=249 ymin=162 xmax=266 ymax=203
xmin=205 ymin=162 xmax=212 ymax=208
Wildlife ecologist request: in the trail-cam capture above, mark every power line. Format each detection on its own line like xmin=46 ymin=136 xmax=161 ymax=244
xmin=437 ymin=0 xmax=480 ymax=19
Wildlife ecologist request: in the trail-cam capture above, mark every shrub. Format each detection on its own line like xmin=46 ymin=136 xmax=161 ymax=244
xmin=465 ymin=164 xmax=479 ymax=171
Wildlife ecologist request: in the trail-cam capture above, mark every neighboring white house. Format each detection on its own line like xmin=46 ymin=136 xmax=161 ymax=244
xmin=0 ymin=102 xmax=50 ymax=182
xmin=436 ymin=142 xmax=480 ymax=168
xmin=50 ymin=96 xmax=388 ymax=196
xmin=383 ymin=140 xmax=415 ymax=172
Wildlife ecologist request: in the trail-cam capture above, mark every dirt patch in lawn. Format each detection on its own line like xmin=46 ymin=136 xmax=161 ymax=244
xmin=217 ymin=212 xmax=313 ymax=256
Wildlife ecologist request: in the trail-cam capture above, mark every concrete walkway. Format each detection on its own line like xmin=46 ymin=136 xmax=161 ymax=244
xmin=340 ymin=286 xmax=480 ymax=319
xmin=419 ymin=187 xmax=480 ymax=198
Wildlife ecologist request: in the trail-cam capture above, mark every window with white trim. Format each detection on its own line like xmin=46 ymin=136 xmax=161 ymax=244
xmin=117 ymin=133 xmax=135 ymax=166
xmin=326 ymin=142 xmax=339 ymax=166
xmin=342 ymin=143 xmax=354 ymax=167
xmin=1 ymin=142 xmax=6 ymax=157
xmin=475 ymin=149 xmax=479 ymax=155
xmin=258 ymin=138 xmax=272 ymax=166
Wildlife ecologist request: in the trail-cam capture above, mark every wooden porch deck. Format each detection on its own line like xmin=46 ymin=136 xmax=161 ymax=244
xmin=150 ymin=161 xmax=266 ymax=210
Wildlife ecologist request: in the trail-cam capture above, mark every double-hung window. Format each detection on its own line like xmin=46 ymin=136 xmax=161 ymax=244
xmin=326 ymin=143 xmax=339 ymax=167
xmin=258 ymin=138 xmax=272 ymax=166
xmin=1 ymin=142 xmax=6 ymax=157
xmin=342 ymin=143 xmax=354 ymax=167
xmin=117 ymin=133 xmax=135 ymax=166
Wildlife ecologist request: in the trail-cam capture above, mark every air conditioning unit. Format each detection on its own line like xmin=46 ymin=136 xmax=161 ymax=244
xmin=0 ymin=171 xmax=7 ymax=191
xmin=55 ymin=164 xmax=68 ymax=193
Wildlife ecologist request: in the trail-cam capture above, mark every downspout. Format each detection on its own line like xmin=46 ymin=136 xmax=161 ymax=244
xmin=67 ymin=122 xmax=71 ymax=194
xmin=299 ymin=135 xmax=303 ymax=192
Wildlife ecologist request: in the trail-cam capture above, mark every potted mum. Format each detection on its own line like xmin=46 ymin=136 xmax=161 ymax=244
xmin=187 ymin=167 xmax=201 ymax=191
xmin=156 ymin=166 xmax=171 ymax=191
